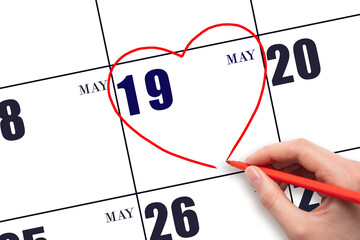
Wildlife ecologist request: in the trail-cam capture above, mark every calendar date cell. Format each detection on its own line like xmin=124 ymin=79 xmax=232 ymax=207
xmin=262 ymin=16 xmax=360 ymax=152
xmin=140 ymin=174 xmax=287 ymax=239
xmin=0 ymin=69 xmax=135 ymax=220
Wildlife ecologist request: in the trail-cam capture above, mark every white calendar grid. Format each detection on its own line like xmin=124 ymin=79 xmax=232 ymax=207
xmin=1 ymin=1 xmax=360 ymax=239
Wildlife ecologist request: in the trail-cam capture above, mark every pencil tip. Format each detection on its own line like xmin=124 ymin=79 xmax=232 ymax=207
xmin=226 ymin=160 xmax=232 ymax=165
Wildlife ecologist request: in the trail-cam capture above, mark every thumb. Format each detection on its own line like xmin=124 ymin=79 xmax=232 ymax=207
xmin=245 ymin=166 xmax=305 ymax=231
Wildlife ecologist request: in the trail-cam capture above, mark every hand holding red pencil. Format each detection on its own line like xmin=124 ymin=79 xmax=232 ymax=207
xmin=229 ymin=139 xmax=360 ymax=240
xmin=227 ymin=160 xmax=360 ymax=204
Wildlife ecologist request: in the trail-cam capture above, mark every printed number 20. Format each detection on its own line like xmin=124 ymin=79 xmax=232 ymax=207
xmin=145 ymin=196 xmax=200 ymax=240
xmin=117 ymin=69 xmax=173 ymax=115
xmin=267 ymin=38 xmax=321 ymax=86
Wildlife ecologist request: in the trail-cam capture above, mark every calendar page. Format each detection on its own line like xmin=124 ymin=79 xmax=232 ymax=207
xmin=1 ymin=1 xmax=360 ymax=239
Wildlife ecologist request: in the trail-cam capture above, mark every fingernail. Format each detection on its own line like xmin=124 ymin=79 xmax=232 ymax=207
xmin=245 ymin=167 xmax=261 ymax=189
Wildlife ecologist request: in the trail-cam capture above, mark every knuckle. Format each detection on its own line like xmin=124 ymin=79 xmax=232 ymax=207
xmin=293 ymin=138 xmax=310 ymax=149
xmin=291 ymin=138 xmax=311 ymax=158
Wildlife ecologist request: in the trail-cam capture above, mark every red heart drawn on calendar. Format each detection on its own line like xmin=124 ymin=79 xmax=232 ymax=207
xmin=107 ymin=23 xmax=267 ymax=169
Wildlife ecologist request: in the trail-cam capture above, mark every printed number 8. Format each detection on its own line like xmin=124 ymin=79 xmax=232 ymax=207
xmin=0 ymin=99 xmax=25 ymax=141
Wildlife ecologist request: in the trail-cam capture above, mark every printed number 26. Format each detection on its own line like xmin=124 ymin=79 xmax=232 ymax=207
xmin=145 ymin=196 xmax=200 ymax=240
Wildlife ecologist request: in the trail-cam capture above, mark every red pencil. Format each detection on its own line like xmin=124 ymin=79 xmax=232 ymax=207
xmin=227 ymin=160 xmax=360 ymax=205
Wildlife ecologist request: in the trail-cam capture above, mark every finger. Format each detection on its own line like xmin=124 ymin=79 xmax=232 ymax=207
xmin=291 ymin=166 xmax=317 ymax=180
xmin=279 ymin=182 xmax=288 ymax=191
xmin=271 ymin=161 xmax=296 ymax=170
xmin=274 ymin=163 xmax=301 ymax=173
xmin=246 ymin=139 xmax=341 ymax=182
xmin=274 ymin=181 xmax=288 ymax=192
xmin=245 ymin=166 xmax=306 ymax=232
xmin=317 ymin=191 xmax=327 ymax=198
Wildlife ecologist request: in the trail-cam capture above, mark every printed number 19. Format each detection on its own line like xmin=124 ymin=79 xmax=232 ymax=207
xmin=117 ymin=69 xmax=173 ymax=115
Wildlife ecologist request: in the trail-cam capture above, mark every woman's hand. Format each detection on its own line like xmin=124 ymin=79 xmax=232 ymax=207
xmin=245 ymin=139 xmax=360 ymax=240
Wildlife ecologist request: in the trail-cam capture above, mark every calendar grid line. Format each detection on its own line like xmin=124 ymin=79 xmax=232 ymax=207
xmin=115 ymin=35 xmax=255 ymax=64
xmin=249 ymin=0 xmax=295 ymax=203
xmin=335 ymin=146 xmax=360 ymax=154
xmin=0 ymin=35 xmax=255 ymax=90
xmin=137 ymin=170 xmax=245 ymax=195
xmin=0 ymin=65 xmax=109 ymax=90
xmin=1 ymin=141 xmax=358 ymax=224
xmin=94 ymin=1 xmax=148 ymax=239
xmin=264 ymin=73 xmax=282 ymax=143
xmin=257 ymin=12 xmax=360 ymax=37
xmin=1 ymin=12 xmax=359 ymax=91
xmin=249 ymin=0 xmax=281 ymax=143
xmin=0 ymin=193 xmax=135 ymax=224
xmin=0 ymin=170 xmax=245 ymax=224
